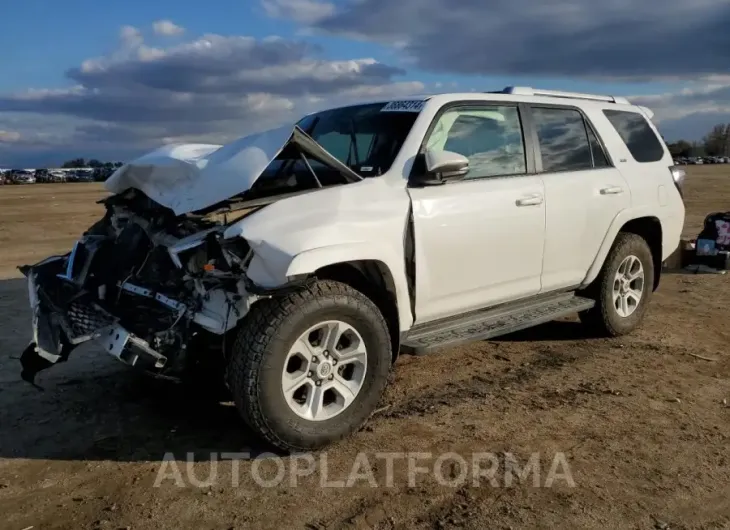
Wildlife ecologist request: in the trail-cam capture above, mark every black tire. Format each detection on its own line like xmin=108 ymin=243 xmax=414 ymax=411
xmin=579 ymin=233 xmax=655 ymax=337
xmin=228 ymin=280 xmax=392 ymax=452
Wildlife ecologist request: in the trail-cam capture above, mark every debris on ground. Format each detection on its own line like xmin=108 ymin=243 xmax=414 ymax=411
xmin=688 ymin=353 xmax=719 ymax=362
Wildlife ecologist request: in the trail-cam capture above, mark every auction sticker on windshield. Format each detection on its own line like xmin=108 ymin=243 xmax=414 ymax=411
xmin=381 ymin=100 xmax=426 ymax=112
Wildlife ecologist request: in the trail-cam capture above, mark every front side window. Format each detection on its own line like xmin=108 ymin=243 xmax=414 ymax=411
xmin=532 ymin=107 xmax=594 ymax=172
xmin=424 ymin=106 xmax=527 ymax=179
xmin=603 ymin=109 xmax=665 ymax=163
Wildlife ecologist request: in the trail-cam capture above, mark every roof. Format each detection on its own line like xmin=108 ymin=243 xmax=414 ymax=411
xmin=313 ymin=86 xmax=638 ymax=117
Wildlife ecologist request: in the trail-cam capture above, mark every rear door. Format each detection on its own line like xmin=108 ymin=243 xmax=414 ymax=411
xmin=601 ymin=108 xmax=675 ymax=209
xmin=598 ymin=107 xmax=685 ymax=262
xmin=528 ymin=105 xmax=631 ymax=291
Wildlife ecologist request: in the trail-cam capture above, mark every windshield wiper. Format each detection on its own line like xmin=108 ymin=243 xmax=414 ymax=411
xmin=299 ymin=152 xmax=323 ymax=188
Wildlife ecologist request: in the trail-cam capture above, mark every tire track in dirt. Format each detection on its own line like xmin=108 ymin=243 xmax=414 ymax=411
xmin=303 ymin=343 xmax=608 ymax=530
xmin=372 ymin=334 xmax=723 ymax=426
xmin=375 ymin=345 xmax=588 ymax=422
xmin=309 ymin=336 xmax=719 ymax=530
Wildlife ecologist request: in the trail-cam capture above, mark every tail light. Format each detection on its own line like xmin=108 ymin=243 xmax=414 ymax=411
xmin=670 ymin=166 xmax=686 ymax=199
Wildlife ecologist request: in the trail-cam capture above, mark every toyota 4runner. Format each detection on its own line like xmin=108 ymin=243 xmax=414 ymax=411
xmin=19 ymin=86 xmax=685 ymax=452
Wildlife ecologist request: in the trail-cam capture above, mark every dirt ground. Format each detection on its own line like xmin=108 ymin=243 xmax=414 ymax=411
xmin=1 ymin=169 xmax=730 ymax=530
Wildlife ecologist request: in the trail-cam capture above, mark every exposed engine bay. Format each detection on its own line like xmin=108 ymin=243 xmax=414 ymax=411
xmin=18 ymin=124 xmax=366 ymax=384
xmin=20 ymin=188 xmax=268 ymax=383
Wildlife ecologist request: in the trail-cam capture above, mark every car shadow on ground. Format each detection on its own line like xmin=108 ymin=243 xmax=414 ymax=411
xmin=0 ymin=277 xmax=273 ymax=463
xmin=495 ymin=319 xmax=593 ymax=343
xmin=0 ymin=275 xmax=592 ymax=463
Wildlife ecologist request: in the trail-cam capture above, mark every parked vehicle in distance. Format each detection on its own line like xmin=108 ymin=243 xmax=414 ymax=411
xmin=10 ymin=169 xmax=36 ymax=184
xmin=19 ymin=86 xmax=685 ymax=452
xmin=47 ymin=170 xmax=67 ymax=183
xmin=69 ymin=168 xmax=95 ymax=182
xmin=34 ymin=169 xmax=50 ymax=183
xmin=93 ymin=167 xmax=114 ymax=181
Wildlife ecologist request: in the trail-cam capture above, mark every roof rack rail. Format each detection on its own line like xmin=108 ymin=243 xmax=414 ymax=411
xmin=494 ymin=86 xmax=630 ymax=105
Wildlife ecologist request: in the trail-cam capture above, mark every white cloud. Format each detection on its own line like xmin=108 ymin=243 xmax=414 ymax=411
xmin=290 ymin=0 xmax=730 ymax=79
xmin=261 ymin=0 xmax=730 ymax=140
xmin=119 ymin=25 xmax=143 ymax=48
xmin=629 ymin=79 xmax=730 ymax=140
xmin=0 ymin=130 xmax=21 ymax=143
xmin=261 ymin=0 xmax=335 ymax=24
xmin=0 ymin=25 xmax=422 ymax=165
xmin=152 ymin=20 xmax=185 ymax=37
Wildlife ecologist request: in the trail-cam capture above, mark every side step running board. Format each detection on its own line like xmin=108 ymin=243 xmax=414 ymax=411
xmin=402 ymin=292 xmax=595 ymax=355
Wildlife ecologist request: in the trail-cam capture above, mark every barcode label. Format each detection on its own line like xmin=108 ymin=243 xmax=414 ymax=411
xmin=381 ymin=100 xmax=426 ymax=113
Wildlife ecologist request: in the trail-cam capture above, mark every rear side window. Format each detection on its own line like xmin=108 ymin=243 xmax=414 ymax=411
xmin=531 ymin=107 xmax=594 ymax=172
xmin=603 ymin=109 xmax=665 ymax=163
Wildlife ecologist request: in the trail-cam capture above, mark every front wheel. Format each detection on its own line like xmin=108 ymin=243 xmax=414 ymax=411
xmin=228 ymin=280 xmax=392 ymax=452
xmin=580 ymin=233 xmax=655 ymax=336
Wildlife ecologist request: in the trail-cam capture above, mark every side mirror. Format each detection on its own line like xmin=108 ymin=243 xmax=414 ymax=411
xmin=412 ymin=150 xmax=469 ymax=186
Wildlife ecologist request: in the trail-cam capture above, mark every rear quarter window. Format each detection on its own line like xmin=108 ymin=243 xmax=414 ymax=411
xmin=603 ymin=109 xmax=665 ymax=163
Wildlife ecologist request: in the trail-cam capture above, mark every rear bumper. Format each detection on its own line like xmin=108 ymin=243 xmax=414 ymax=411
xmin=19 ymin=256 xmax=169 ymax=384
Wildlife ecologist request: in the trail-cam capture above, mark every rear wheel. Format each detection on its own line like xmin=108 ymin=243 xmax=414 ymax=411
xmin=580 ymin=233 xmax=654 ymax=336
xmin=228 ymin=280 xmax=392 ymax=452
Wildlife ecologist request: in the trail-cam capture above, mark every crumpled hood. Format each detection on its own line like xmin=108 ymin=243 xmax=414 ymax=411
xmin=105 ymin=125 xmax=294 ymax=215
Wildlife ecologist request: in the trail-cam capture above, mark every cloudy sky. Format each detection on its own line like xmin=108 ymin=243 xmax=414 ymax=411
xmin=1 ymin=0 xmax=729 ymax=167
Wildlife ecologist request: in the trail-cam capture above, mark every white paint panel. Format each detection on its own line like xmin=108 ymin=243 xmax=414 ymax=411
xmin=408 ymin=176 xmax=546 ymax=324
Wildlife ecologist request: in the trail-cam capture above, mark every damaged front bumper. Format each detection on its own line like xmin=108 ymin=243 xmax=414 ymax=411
xmin=21 ymin=256 xmax=173 ymax=383
xmin=19 ymin=226 xmax=257 ymax=384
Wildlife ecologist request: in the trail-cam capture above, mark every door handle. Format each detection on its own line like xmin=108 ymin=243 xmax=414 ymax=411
xmin=516 ymin=194 xmax=544 ymax=207
xmin=600 ymin=186 xmax=624 ymax=195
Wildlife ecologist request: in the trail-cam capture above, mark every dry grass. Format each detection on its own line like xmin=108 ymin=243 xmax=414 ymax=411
xmin=1 ymin=165 xmax=730 ymax=529
xmin=0 ymin=183 xmax=107 ymax=278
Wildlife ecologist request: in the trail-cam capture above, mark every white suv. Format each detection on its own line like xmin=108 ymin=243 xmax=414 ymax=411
xmin=19 ymin=86 xmax=685 ymax=451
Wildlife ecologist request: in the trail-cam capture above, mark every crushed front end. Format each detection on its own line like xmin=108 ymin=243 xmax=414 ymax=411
xmin=20 ymin=189 xmax=259 ymax=384
xmin=18 ymin=123 xmax=368 ymax=385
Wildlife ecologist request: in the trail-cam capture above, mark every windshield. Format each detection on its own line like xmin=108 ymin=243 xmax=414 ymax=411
xmin=295 ymin=102 xmax=419 ymax=176
xmin=237 ymin=102 xmax=420 ymax=203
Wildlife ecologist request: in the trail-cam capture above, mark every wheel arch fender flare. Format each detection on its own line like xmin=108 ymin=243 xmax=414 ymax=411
xmin=581 ymin=207 xmax=662 ymax=288
xmin=284 ymin=243 xmax=414 ymax=333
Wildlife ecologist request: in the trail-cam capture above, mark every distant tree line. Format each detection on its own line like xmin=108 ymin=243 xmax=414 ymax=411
xmin=60 ymin=159 xmax=125 ymax=169
xmin=667 ymin=124 xmax=730 ymax=158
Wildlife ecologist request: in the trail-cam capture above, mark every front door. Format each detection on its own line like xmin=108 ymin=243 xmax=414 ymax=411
xmin=408 ymin=103 xmax=546 ymax=325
